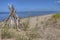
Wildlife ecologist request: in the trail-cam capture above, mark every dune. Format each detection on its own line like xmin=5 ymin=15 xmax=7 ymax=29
xmin=0 ymin=14 xmax=60 ymax=40
xmin=21 ymin=14 xmax=53 ymax=29
xmin=20 ymin=14 xmax=60 ymax=40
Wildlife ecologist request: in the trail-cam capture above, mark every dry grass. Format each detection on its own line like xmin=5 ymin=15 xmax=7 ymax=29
xmin=0 ymin=22 xmax=40 ymax=40
xmin=0 ymin=14 xmax=60 ymax=40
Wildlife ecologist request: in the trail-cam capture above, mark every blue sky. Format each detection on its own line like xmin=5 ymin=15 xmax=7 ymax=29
xmin=0 ymin=0 xmax=60 ymax=12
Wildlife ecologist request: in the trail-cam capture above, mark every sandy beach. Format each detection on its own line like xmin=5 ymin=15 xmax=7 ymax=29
xmin=21 ymin=14 xmax=53 ymax=29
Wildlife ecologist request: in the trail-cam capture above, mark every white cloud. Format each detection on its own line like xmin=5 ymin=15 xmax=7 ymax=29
xmin=55 ymin=0 xmax=60 ymax=3
xmin=54 ymin=0 xmax=60 ymax=4
xmin=57 ymin=0 xmax=60 ymax=3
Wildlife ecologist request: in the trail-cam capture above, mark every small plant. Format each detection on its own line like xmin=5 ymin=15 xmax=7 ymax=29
xmin=23 ymin=22 xmax=29 ymax=31
xmin=15 ymin=34 xmax=28 ymax=40
xmin=1 ymin=24 xmax=16 ymax=39
xmin=1 ymin=26 xmax=14 ymax=39
xmin=23 ymin=18 xmax=30 ymax=31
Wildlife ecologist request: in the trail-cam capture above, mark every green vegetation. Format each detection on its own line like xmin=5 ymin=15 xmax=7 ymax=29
xmin=1 ymin=25 xmax=28 ymax=40
xmin=23 ymin=18 xmax=30 ymax=31
xmin=52 ymin=14 xmax=60 ymax=20
xmin=0 ymin=20 xmax=40 ymax=40
xmin=23 ymin=22 xmax=29 ymax=31
xmin=1 ymin=25 xmax=14 ymax=39
xmin=47 ymin=14 xmax=60 ymax=23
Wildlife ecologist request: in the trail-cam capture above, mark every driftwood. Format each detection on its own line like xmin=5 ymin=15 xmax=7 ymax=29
xmin=3 ymin=4 xmax=24 ymax=29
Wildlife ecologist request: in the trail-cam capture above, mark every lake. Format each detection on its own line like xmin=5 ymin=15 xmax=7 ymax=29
xmin=0 ymin=11 xmax=60 ymax=21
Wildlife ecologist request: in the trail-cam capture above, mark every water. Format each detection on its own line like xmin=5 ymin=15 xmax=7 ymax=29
xmin=0 ymin=11 xmax=60 ymax=21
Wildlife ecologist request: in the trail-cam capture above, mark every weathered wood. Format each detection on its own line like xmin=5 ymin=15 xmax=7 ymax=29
xmin=3 ymin=4 xmax=24 ymax=29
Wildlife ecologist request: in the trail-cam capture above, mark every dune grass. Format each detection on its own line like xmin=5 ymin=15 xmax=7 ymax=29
xmin=52 ymin=14 xmax=60 ymax=20
xmin=0 ymin=20 xmax=40 ymax=40
xmin=49 ymin=14 xmax=60 ymax=23
xmin=23 ymin=18 xmax=30 ymax=31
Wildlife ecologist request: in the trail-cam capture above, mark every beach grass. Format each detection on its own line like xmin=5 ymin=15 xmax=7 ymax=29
xmin=52 ymin=14 xmax=60 ymax=19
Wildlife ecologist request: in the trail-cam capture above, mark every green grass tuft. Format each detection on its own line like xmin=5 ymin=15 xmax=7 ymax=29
xmin=52 ymin=14 xmax=60 ymax=19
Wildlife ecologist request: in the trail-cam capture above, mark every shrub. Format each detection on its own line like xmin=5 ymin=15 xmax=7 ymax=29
xmin=47 ymin=14 xmax=60 ymax=24
xmin=52 ymin=14 xmax=60 ymax=20
xmin=23 ymin=22 xmax=29 ymax=31
xmin=23 ymin=18 xmax=30 ymax=31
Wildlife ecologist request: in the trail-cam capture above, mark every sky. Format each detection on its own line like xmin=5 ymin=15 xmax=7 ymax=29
xmin=0 ymin=0 xmax=60 ymax=12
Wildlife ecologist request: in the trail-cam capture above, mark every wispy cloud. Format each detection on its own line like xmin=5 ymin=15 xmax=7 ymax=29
xmin=57 ymin=0 xmax=60 ymax=3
